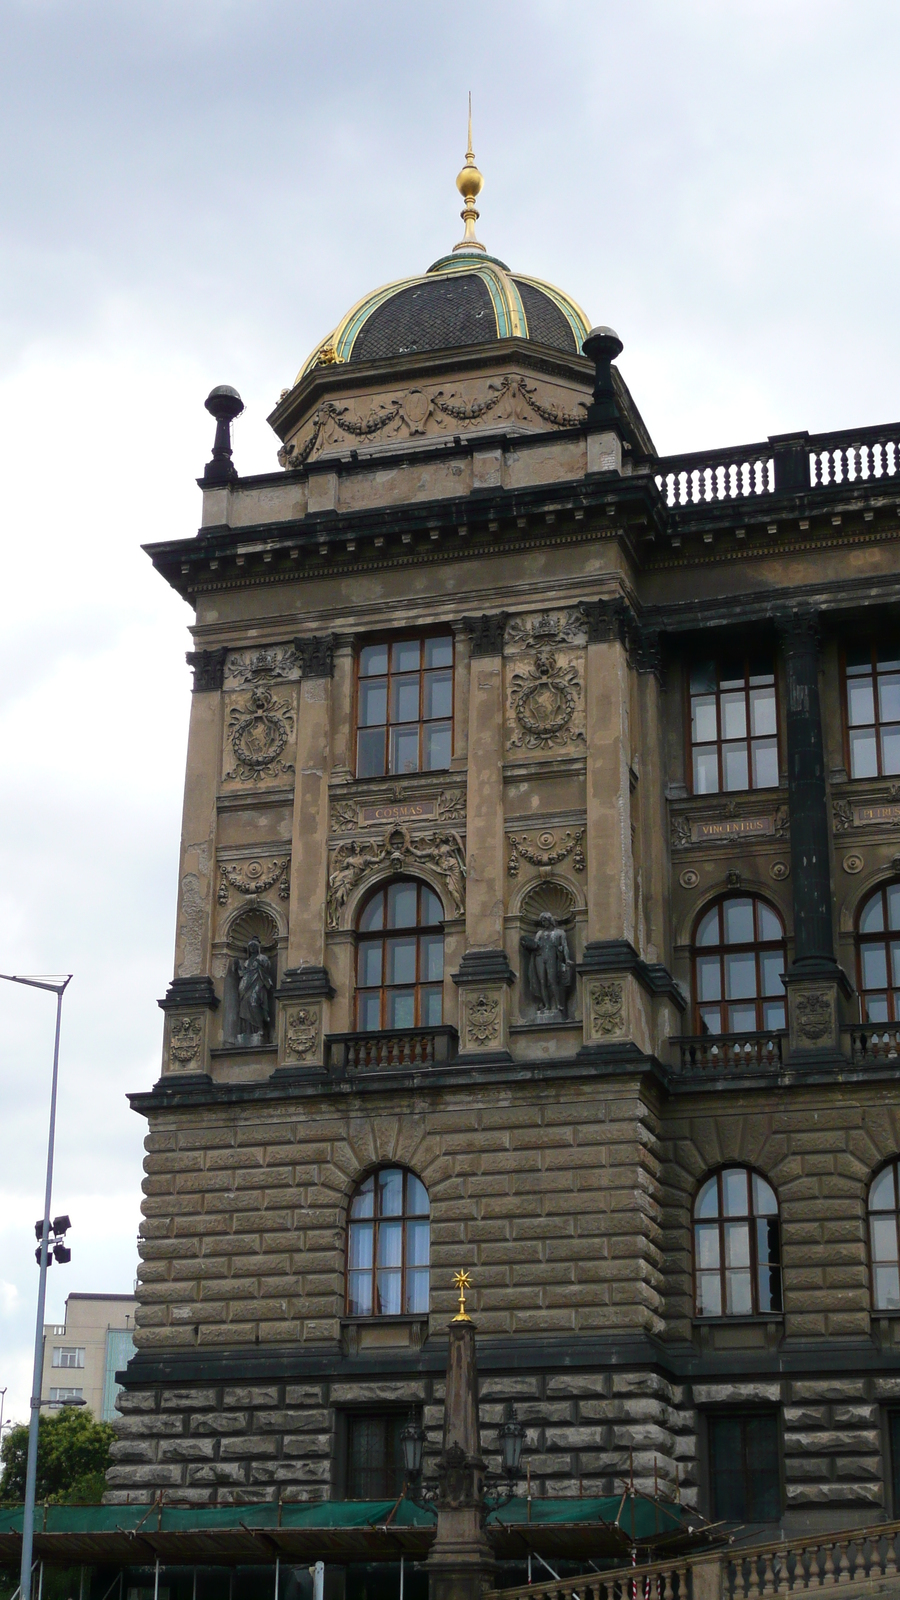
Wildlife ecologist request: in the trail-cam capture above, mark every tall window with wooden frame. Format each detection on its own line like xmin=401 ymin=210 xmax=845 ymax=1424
xmin=843 ymin=643 xmax=900 ymax=779
xmin=355 ymin=879 xmax=444 ymax=1032
xmin=688 ymin=654 xmax=779 ymax=795
xmin=868 ymin=1160 xmax=900 ymax=1312
xmin=857 ymin=881 xmax=900 ymax=1025
xmin=694 ymin=1167 xmax=782 ymax=1319
xmin=692 ymin=896 xmax=786 ymax=1036
xmin=355 ymin=633 xmax=454 ymax=779
xmin=347 ymin=1167 xmax=430 ymax=1318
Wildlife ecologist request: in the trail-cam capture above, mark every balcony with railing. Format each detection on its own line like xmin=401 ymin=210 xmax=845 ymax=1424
xmin=846 ymin=1025 xmax=900 ymax=1064
xmin=672 ymin=1031 xmax=785 ymax=1076
xmin=655 ymin=421 xmax=900 ymax=508
xmin=325 ymin=1025 xmax=459 ymax=1074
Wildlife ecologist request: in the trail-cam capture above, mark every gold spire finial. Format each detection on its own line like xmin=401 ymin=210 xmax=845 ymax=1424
xmin=451 ymin=1269 xmax=473 ymax=1321
xmin=453 ymin=93 xmax=486 ymax=254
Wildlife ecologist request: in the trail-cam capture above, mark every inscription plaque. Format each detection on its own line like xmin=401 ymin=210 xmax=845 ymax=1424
xmin=360 ymin=800 xmax=437 ymax=826
xmin=853 ymin=803 xmax=900 ymax=827
xmin=689 ymin=816 xmax=773 ymax=843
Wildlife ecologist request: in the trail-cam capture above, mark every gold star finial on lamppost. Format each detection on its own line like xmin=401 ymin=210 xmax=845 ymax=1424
xmin=451 ymin=1269 xmax=473 ymax=1322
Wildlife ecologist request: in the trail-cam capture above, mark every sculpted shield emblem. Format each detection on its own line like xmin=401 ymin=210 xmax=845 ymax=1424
xmin=225 ymin=685 xmax=295 ymax=783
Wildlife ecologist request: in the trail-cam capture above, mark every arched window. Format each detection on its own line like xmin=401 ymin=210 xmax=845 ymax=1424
xmin=868 ymin=1161 xmax=900 ymax=1311
xmin=694 ymin=1168 xmax=782 ymax=1317
xmin=356 ymin=879 xmax=444 ymax=1032
xmin=692 ymin=896 xmax=786 ymax=1035
xmin=857 ymin=883 xmax=900 ymax=1023
xmin=347 ymin=1167 xmax=430 ymax=1316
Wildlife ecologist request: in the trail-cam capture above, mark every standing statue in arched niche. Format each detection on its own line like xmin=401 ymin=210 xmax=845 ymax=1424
xmin=223 ymin=936 xmax=275 ymax=1046
xmin=520 ymin=912 xmax=574 ymax=1022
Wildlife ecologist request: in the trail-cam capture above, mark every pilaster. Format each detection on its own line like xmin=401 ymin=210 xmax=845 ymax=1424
xmin=777 ymin=610 xmax=850 ymax=1060
xmin=283 ymin=634 xmax=336 ymax=1066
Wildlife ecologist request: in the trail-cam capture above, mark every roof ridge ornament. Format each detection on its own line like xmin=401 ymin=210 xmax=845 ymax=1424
xmin=452 ymin=92 xmax=486 ymax=254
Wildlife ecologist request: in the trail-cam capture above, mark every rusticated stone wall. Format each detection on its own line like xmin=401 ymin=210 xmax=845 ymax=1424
xmin=135 ymin=1078 xmax=664 ymax=1352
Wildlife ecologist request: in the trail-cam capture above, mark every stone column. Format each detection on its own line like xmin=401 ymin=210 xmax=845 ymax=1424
xmin=777 ymin=611 xmax=848 ymax=1058
xmin=453 ymin=613 xmax=514 ymax=1063
xmin=275 ymin=634 xmax=337 ymax=1074
xmin=157 ymin=648 xmax=226 ymax=1083
xmin=426 ymin=1317 xmax=495 ymax=1600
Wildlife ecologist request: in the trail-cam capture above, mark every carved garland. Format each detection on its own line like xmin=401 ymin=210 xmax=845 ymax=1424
xmin=218 ymin=858 xmax=290 ymax=905
xmin=277 ymin=377 xmax=587 ymax=469
xmin=507 ymin=828 xmax=585 ymax=877
xmin=326 ymin=826 xmax=466 ymax=930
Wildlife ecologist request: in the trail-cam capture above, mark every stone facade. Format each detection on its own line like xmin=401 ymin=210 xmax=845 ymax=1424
xmin=114 ymin=268 xmax=900 ymax=1538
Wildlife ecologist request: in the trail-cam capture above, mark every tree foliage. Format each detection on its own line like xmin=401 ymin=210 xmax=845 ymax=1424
xmin=0 ymin=1408 xmax=114 ymax=1503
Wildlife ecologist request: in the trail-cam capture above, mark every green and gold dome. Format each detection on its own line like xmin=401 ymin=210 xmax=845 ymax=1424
xmin=295 ymin=114 xmax=590 ymax=382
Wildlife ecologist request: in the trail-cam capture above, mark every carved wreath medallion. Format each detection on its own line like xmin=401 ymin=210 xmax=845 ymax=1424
xmin=590 ymin=981 xmax=625 ymax=1038
xmin=466 ymin=993 xmax=500 ymax=1046
xmin=218 ymin=858 xmax=290 ymax=904
xmin=169 ymin=1015 xmax=203 ymax=1067
xmin=509 ymin=649 xmax=585 ymax=752
xmin=225 ymin=685 xmax=295 ymax=783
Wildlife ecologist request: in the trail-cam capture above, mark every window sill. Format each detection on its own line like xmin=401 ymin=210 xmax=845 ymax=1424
xmin=693 ymin=1314 xmax=783 ymax=1353
xmin=341 ymin=1315 xmax=429 ymax=1356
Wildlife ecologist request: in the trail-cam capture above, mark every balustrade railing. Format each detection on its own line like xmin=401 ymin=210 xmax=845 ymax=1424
xmin=655 ymin=421 xmax=900 ymax=507
xmin=486 ymin=1515 xmax=900 ymax=1600
xmin=325 ymin=1025 xmax=458 ymax=1073
xmin=673 ymin=1032 xmax=784 ymax=1074
xmin=847 ymin=1026 xmax=900 ymax=1063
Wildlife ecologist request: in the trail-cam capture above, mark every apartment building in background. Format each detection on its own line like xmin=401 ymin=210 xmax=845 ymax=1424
xmin=41 ymin=1293 xmax=137 ymax=1421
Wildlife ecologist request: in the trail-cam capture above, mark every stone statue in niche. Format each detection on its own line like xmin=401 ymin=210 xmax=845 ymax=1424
xmin=520 ymin=913 xmax=574 ymax=1022
xmin=223 ymin=937 xmax=275 ymax=1046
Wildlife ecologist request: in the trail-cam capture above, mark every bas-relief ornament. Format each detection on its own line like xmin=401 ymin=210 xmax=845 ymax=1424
xmin=176 ymin=873 xmax=204 ymax=979
xmin=794 ymin=989 xmax=834 ymax=1045
xmin=283 ymin=1005 xmax=321 ymax=1065
xmin=167 ymin=1014 xmax=203 ymax=1071
xmin=833 ymin=800 xmax=853 ymax=834
xmin=508 ymin=649 xmax=585 ymax=752
xmin=326 ymin=826 xmax=466 ymax=929
xmin=277 ymin=376 xmax=588 ymax=468
xmin=504 ymin=610 xmax=587 ymax=653
xmin=589 ymin=981 xmax=626 ymax=1040
xmin=465 ymin=993 xmax=500 ymax=1047
xmin=217 ymin=858 xmax=290 ymax=904
xmin=224 ymin=646 xmax=301 ymax=687
xmin=507 ymin=828 xmax=585 ymax=877
xmin=224 ymin=685 xmax=296 ymax=784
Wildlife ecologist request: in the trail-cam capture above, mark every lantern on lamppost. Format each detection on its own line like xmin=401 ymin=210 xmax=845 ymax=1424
xmin=401 ymin=1412 xmax=426 ymax=1485
xmin=497 ymin=1403 xmax=527 ymax=1486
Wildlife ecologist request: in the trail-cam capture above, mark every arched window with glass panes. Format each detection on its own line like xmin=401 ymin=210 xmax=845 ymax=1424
xmin=692 ymin=896 xmax=786 ymax=1036
xmin=693 ymin=1167 xmax=782 ymax=1318
xmin=868 ymin=1160 xmax=900 ymax=1312
xmin=347 ymin=1167 xmax=430 ymax=1317
xmin=356 ymin=879 xmax=444 ymax=1032
xmin=857 ymin=883 xmax=900 ymax=1024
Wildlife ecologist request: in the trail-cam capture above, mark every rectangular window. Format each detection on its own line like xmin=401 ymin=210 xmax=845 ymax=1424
xmin=48 ymin=1387 xmax=84 ymax=1406
xmin=52 ymin=1347 xmax=85 ymax=1369
xmin=708 ymin=1411 xmax=781 ymax=1522
xmin=345 ymin=1411 xmax=408 ymax=1498
xmin=356 ymin=635 xmax=454 ymax=778
xmin=845 ymin=644 xmax=900 ymax=778
xmin=689 ymin=656 xmax=778 ymax=795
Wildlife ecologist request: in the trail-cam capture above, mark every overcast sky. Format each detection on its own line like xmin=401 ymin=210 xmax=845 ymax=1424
xmin=1 ymin=0 xmax=899 ymax=1424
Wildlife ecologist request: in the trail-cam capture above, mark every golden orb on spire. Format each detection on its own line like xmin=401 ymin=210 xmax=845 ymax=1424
xmin=453 ymin=93 xmax=486 ymax=253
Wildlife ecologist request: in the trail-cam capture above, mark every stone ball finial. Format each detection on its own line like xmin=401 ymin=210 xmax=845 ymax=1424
xmin=203 ymin=385 xmax=244 ymax=485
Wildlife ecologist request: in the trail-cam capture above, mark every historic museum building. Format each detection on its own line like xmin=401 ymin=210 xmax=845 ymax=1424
xmin=113 ymin=145 xmax=900 ymax=1540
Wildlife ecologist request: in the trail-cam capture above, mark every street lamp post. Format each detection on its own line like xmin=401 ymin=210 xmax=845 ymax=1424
xmin=0 ymin=972 xmax=72 ymax=1600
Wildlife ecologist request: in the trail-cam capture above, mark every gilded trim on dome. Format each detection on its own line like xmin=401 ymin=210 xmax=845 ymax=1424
xmin=294 ymin=256 xmax=589 ymax=383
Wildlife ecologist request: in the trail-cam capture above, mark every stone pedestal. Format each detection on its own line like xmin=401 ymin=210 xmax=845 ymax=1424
xmin=427 ymin=1319 xmax=495 ymax=1600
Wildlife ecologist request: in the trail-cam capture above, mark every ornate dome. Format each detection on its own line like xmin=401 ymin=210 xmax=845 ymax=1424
xmin=295 ymin=118 xmax=590 ymax=382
